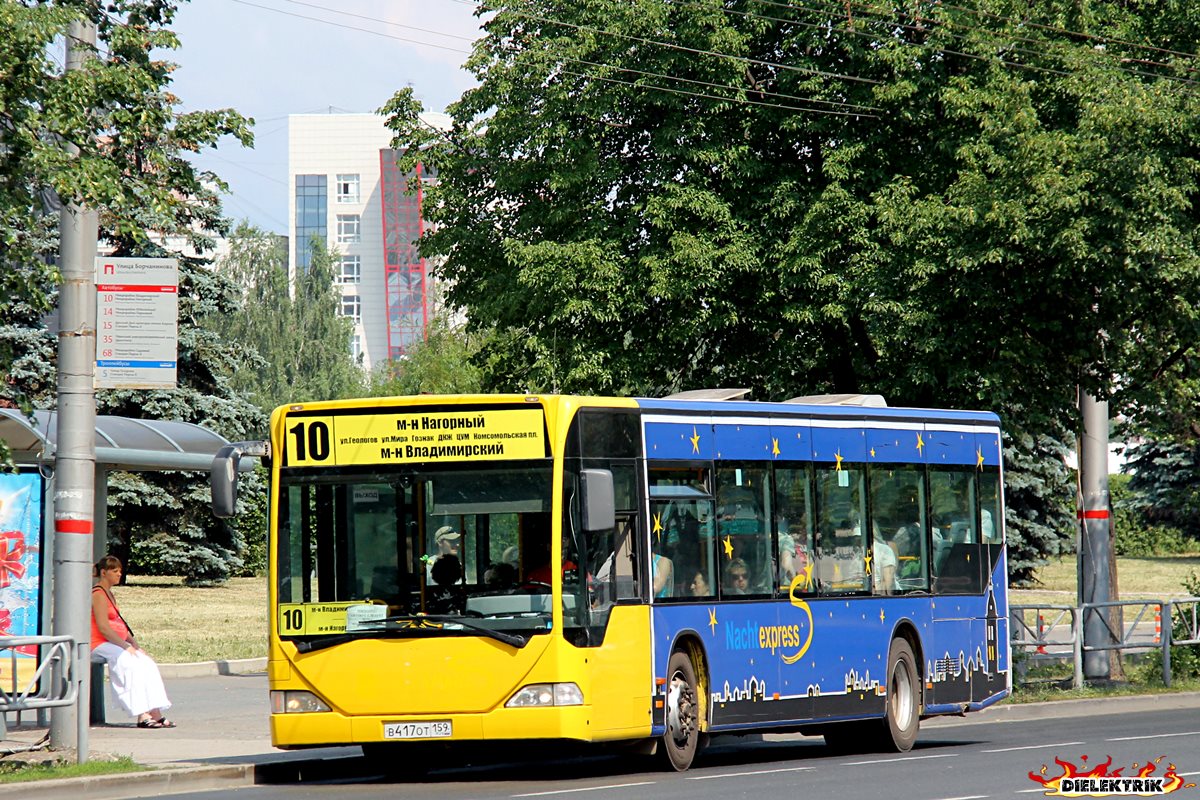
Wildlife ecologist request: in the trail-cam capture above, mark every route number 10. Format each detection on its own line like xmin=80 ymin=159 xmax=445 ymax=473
xmin=288 ymin=419 xmax=332 ymax=465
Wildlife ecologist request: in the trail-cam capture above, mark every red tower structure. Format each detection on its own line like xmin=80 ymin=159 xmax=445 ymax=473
xmin=378 ymin=149 xmax=428 ymax=359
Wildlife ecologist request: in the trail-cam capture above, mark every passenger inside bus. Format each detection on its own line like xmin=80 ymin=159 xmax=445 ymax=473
xmin=689 ymin=570 xmax=712 ymax=598
xmin=716 ymin=487 xmax=770 ymax=593
xmin=427 ymin=554 xmax=465 ymax=613
xmin=723 ymin=558 xmax=751 ymax=595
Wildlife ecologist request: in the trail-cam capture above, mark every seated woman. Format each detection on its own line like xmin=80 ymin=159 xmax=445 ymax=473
xmin=90 ymin=555 xmax=175 ymax=729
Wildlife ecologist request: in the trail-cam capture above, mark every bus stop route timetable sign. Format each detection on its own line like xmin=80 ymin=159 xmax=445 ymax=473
xmin=95 ymin=257 xmax=178 ymax=390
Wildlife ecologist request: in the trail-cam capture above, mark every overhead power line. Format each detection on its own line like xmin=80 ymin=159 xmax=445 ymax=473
xmin=223 ymin=0 xmax=880 ymax=117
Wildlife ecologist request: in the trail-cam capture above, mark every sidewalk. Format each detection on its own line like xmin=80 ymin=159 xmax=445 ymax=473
xmin=0 ymin=662 xmax=360 ymax=800
xmin=2 ymin=666 xmax=1200 ymax=800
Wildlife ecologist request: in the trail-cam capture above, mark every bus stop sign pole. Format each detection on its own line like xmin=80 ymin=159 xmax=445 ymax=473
xmin=49 ymin=18 xmax=98 ymax=762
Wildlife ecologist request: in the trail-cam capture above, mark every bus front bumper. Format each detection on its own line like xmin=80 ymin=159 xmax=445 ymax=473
xmin=271 ymin=704 xmax=601 ymax=749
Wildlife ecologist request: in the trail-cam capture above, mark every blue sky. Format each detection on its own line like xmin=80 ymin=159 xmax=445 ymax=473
xmin=170 ymin=0 xmax=483 ymax=234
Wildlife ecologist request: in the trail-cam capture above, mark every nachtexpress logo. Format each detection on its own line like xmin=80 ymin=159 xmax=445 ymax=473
xmin=1029 ymin=754 xmax=1196 ymax=797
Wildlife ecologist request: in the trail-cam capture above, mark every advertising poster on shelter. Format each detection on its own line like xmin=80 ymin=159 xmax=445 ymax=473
xmin=0 ymin=472 xmax=42 ymax=679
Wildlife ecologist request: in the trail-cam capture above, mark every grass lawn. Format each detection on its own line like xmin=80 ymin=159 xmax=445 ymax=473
xmin=0 ymin=756 xmax=146 ymax=783
xmin=116 ymin=575 xmax=267 ymax=664
xmin=1011 ymin=554 xmax=1200 ymax=607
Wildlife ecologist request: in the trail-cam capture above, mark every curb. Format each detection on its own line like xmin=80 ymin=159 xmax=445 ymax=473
xmin=0 ymin=765 xmax=253 ymax=800
xmin=156 ymin=657 xmax=266 ymax=679
xmin=7 ymin=690 xmax=1200 ymax=797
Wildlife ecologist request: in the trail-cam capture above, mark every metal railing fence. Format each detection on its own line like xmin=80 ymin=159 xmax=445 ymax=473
xmin=1010 ymin=597 xmax=1200 ymax=688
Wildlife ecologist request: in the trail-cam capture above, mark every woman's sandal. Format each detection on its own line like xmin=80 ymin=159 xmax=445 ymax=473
xmin=137 ymin=717 xmax=177 ymax=729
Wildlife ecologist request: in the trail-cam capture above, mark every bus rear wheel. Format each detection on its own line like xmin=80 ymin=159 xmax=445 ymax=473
xmin=661 ymin=650 xmax=701 ymax=771
xmin=823 ymin=638 xmax=920 ymax=754
xmin=881 ymin=637 xmax=920 ymax=752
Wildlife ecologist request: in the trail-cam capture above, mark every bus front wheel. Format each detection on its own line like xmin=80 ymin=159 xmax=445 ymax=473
xmin=661 ymin=650 xmax=700 ymax=771
xmin=882 ymin=637 xmax=920 ymax=752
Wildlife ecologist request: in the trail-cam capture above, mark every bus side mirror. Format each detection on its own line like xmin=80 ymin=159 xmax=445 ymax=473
xmin=211 ymin=440 xmax=269 ymax=518
xmin=580 ymin=469 xmax=615 ymax=532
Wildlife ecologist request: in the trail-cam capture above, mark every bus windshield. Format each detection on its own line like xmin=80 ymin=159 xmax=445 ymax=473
xmin=277 ymin=461 xmax=555 ymax=643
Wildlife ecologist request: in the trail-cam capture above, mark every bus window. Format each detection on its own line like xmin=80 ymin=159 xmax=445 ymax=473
xmin=814 ymin=464 xmax=867 ymax=594
xmin=869 ymin=465 xmax=928 ymax=594
xmin=715 ymin=465 xmax=772 ymax=597
xmin=774 ymin=464 xmax=814 ymax=594
xmin=979 ymin=471 xmax=1002 ymax=545
xmin=652 ymin=498 xmax=716 ymax=601
xmin=929 ymin=469 xmax=983 ymax=594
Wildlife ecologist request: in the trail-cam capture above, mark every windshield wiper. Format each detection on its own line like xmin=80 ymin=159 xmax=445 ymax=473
xmin=294 ymin=614 xmax=530 ymax=653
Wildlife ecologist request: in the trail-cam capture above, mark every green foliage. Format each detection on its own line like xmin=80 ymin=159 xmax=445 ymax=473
xmin=1111 ymin=473 xmax=1195 ymax=557
xmin=1121 ymin=437 xmax=1200 ymax=539
xmin=1002 ymin=424 xmax=1076 ymax=586
xmin=369 ymin=312 xmax=486 ymax=396
xmin=206 ymin=224 xmax=365 ymax=416
xmin=386 ymin=0 xmax=1200 ymax=575
xmin=0 ymin=0 xmax=253 ymax=473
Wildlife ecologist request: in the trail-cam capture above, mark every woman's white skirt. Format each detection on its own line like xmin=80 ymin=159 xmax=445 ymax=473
xmin=91 ymin=643 xmax=172 ymax=718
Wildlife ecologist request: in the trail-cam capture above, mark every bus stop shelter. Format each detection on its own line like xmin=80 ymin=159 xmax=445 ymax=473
xmin=0 ymin=408 xmax=248 ymax=727
xmin=0 ymin=408 xmax=238 ymax=566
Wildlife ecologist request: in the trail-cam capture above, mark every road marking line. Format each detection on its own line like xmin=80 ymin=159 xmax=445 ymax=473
xmin=935 ymin=795 xmax=988 ymax=800
xmin=1106 ymin=731 xmax=1200 ymax=742
xmin=687 ymin=766 xmax=815 ymax=780
xmin=512 ymin=782 xmax=656 ymax=797
xmin=983 ymin=742 xmax=1083 ymax=753
xmin=845 ymin=753 xmax=957 ymax=765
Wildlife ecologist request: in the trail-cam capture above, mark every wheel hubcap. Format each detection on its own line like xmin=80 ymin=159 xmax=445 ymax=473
xmin=666 ymin=671 xmax=697 ymax=745
xmin=890 ymin=660 xmax=914 ymax=730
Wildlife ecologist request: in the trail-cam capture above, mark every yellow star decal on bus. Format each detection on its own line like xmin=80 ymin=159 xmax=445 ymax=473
xmin=870 ymin=447 xmax=876 ymax=458
xmin=772 ymin=438 xmax=780 ymax=457
xmin=977 ymin=447 xmax=985 ymax=469
xmin=834 ymin=450 xmax=844 ymax=471
xmin=653 ymin=513 xmax=663 ymax=542
xmin=865 ymin=552 xmax=873 ymax=575
xmin=916 ymin=433 xmax=925 ymax=455
xmin=880 ymin=608 xmax=886 ymax=624
xmin=708 ymin=607 xmax=718 ymax=634
xmin=690 ymin=426 xmax=701 ymax=454
xmin=722 ymin=535 xmax=733 ymax=559
xmin=799 ymin=562 xmax=814 ymax=590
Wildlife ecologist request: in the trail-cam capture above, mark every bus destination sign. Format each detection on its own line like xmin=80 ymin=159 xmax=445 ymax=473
xmin=284 ymin=408 xmax=546 ymax=467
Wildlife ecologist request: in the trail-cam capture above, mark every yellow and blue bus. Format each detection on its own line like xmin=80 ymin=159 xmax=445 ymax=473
xmin=212 ymin=392 xmax=1008 ymax=771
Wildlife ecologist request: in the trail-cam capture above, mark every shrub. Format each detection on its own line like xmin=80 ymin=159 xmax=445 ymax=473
xmin=1111 ymin=474 xmax=1192 ymax=557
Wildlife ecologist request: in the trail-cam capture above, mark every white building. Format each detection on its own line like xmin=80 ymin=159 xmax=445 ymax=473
xmin=288 ymin=112 xmax=448 ymax=371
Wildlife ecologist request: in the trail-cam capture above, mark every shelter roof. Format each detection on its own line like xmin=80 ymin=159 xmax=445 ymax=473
xmin=0 ymin=409 xmax=233 ymax=471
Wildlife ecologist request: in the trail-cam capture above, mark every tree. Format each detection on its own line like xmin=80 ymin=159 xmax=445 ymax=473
xmin=0 ymin=0 xmax=252 ymax=453
xmin=370 ymin=312 xmax=486 ymax=396
xmin=207 ymin=224 xmax=365 ymax=416
xmin=0 ymin=0 xmax=265 ymax=582
xmin=383 ymin=1 xmax=1200 ymax=578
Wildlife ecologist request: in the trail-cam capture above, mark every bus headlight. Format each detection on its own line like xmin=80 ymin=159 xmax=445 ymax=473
xmin=270 ymin=690 xmax=331 ymax=713
xmin=505 ymin=683 xmax=584 ymax=707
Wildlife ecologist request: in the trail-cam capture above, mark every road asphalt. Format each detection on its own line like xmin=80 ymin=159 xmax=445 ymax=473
xmin=1 ymin=661 xmax=1198 ymax=800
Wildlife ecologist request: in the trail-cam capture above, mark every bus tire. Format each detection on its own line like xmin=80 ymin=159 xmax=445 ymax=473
xmin=661 ymin=650 xmax=701 ymax=771
xmin=881 ymin=637 xmax=920 ymax=752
